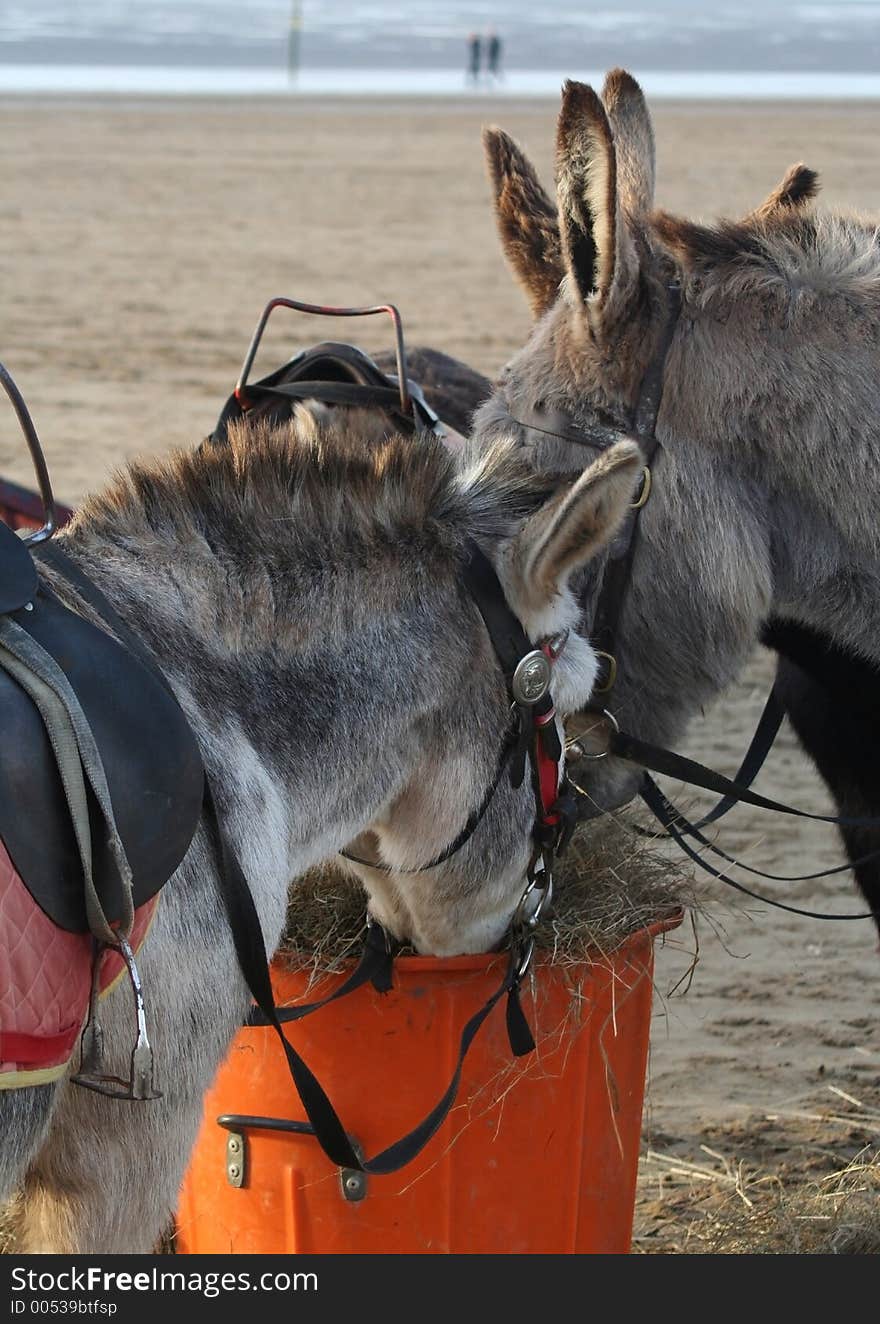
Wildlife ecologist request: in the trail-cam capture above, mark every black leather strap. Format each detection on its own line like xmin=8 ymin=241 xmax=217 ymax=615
xmin=591 ymin=284 xmax=682 ymax=678
xmin=628 ymin=682 xmax=787 ymax=841
xmin=612 ymin=726 xmax=880 ymax=827
xmin=640 ymin=774 xmax=876 ymax=920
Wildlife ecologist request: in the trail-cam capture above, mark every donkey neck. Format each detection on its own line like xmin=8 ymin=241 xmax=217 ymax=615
xmin=659 ymin=281 xmax=880 ymax=662
xmin=51 ymin=507 xmax=505 ymax=936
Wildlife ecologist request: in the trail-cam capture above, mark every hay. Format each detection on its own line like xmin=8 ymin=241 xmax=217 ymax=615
xmin=635 ymin=1098 xmax=880 ymax=1254
xmin=277 ymin=816 xmax=691 ymax=979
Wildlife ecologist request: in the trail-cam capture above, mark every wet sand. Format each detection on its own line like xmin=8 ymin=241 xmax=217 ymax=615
xmin=1 ymin=94 xmax=877 ymax=1250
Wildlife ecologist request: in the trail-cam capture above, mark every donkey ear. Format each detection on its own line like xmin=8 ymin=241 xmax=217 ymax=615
xmin=483 ymin=127 xmax=564 ymax=318
xmin=555 ymin=80 xmax=640 ymax=330
xmin=746 ymin=163 xmax=820 ymax=222
xmin=517 ymin=440 xmax=643 ymax=595
xmin=601 ymin=68 xmax=655 ymax=215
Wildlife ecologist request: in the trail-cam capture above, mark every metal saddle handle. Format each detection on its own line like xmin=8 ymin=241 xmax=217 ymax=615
xmin=0 ymin=362 xmax=57 ymax=546
xmin=234 ymin=296 xmax=412 ymax=417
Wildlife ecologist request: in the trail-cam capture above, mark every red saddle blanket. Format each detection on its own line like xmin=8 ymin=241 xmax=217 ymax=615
xmin=0 ymin=837 xmax=156 ymax=1088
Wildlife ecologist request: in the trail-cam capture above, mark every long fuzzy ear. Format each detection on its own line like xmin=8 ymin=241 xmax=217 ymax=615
xmin=555 ymin=80 xmax=639 ymax=327
xmin=517 ymin=440 xmax=643 ymax=595
xmin=746 ymin=163 xmax=820 ymax=222
xmin=601 ymin=68 xmax=655 ymax=216
xmin=483 ymin=127 xmax=564 ymax=318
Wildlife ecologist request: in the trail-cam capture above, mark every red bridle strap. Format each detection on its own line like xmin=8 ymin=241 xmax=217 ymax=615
xmin=534 ymin=640 xmax=564 ymax=829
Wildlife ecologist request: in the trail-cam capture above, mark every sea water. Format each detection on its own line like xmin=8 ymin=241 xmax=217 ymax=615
xmin=1 ymin=0 xmax=879 ymax=97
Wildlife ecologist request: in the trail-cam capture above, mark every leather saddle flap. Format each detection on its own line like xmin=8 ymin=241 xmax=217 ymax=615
xmin=0 ymin=585 xmax=204 ymax=932
xmin=0 ymin=519 xmax=38 ymax=614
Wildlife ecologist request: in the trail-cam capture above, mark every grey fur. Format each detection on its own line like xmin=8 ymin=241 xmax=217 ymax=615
xmin=471 ymin=73 xmax=875 ymax=817
xmin=2 ymin=415 xmax=639 ymax=1251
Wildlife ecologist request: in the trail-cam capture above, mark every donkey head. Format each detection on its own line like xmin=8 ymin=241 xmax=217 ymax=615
xmin=473 ymin=73 xmax=819 ymax=817
xmin=343 ymin=435 xmax=643 ymax=957
xmin=467 ymin=74 xmax=674 ymax=808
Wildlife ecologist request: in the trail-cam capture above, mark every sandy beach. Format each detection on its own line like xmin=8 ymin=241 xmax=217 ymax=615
xmin=1 ymin=94 xmax=878 ymax=1251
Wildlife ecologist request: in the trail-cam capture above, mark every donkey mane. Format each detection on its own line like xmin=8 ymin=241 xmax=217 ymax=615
xmin=651 ymin=205 xmax=880 ymax=308
xmin=72 ymin=419 xmax=552 ymax=572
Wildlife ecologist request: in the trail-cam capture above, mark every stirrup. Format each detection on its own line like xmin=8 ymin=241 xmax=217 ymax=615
xmin=71 ymin=936 xmax=162 ymax=1102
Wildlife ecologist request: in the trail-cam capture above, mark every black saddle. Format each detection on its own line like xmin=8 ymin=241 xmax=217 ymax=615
xmin=209 ymin=340 xmax=445 ymax=446
xmin=0 ymin=523 xmax=204 ymax=933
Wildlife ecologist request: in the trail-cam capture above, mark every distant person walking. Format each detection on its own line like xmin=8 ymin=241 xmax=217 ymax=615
xmin=487 ymin=30 xmax=503 ymax=81
xmin=467 ymin=32 xmax=481 ymax=83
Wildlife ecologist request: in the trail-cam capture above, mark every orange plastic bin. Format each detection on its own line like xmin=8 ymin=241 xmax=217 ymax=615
xmin=175 ymin=916 xmax=679 ymax=1255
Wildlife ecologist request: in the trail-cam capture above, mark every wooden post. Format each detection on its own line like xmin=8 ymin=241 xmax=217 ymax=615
xmin=287 ymin=1 xmax=303 ymax=84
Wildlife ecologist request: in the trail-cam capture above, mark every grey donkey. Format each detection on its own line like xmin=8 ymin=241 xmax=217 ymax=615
xmin=1 ymin=414 xmax=641 ymax=1252
xmin=472 ymin=69 xmax=880 ymax=928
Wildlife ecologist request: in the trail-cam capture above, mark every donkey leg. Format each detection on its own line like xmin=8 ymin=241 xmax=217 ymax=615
xmin=773 ymin=650 xmax=880 ymax=939
xmin=0 ymin=1084 xmax=60 ymax=1208
xmin=15 ymin=1077 xmax=214 ymax=1254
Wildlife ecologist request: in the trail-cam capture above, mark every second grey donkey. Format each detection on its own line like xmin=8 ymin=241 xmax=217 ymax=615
xmin=473 ymin=69 xmax=880 ymax=930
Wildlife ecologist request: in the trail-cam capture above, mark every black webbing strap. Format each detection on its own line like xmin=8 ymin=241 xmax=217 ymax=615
xmin=612 ymin=726 xmax=880 ymax=828
xmin=247 ymin=923 xmax=396 ymax=1027
xmin=628 ymin=683 xmax=787 ymax=840
xmin=640 ymin=774 xmax=876 ymax=920
xmin=205 ymin=777 xmax=535 ymax=1174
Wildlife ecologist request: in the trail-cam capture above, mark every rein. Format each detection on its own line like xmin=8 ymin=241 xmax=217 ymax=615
xmin=609 ymin=728 xmax=878 ymax=920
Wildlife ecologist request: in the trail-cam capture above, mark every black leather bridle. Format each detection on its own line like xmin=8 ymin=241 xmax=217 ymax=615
xmin=500 ymin=282 xmax=878 ymax=921
xmin=340 ymin=541 xmax=575 ymax=877
xmin=506 ymin=282 xmax=682 ymax=704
